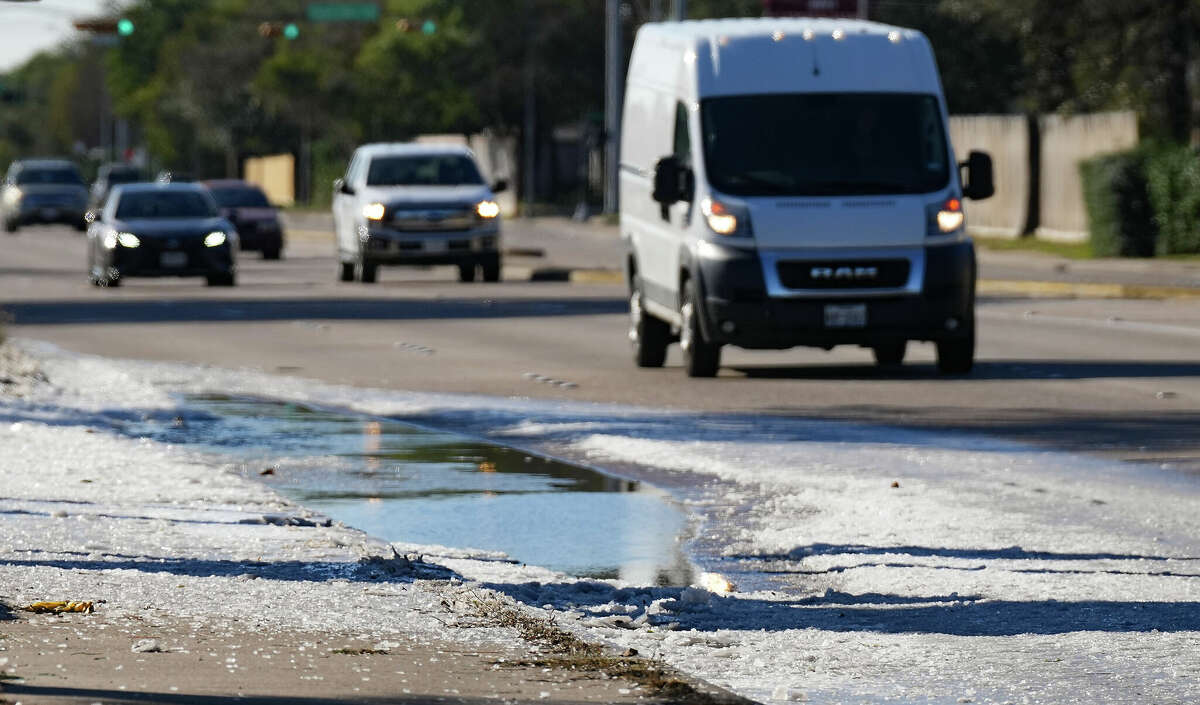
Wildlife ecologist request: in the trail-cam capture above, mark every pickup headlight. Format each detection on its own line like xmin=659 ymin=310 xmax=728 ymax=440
xmin=475 ymin=200 xmax=500 ymax=219
xmin=362 ymin=203 xmax=386 ymax=221
xmin=204 ymin=231 xmax=227 ymax=248
xmin=116 ymin=232 xmax=140 ymax=248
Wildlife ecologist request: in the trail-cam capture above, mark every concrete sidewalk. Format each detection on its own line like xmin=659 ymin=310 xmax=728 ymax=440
xmin=282 ymin=212 xmax=1200 ymax=298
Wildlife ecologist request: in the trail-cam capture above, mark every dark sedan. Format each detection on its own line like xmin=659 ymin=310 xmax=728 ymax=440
xmin=202 ymin=179 xmax=285 ymax=260
xmin=2 ymin=159 xmax=89 ymax=232
xmin=87 ymin=183 xmax=238 ymax=287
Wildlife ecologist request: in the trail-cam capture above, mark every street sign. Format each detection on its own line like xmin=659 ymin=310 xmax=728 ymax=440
xmin=307 ymin=3 xmax=380 ymax=22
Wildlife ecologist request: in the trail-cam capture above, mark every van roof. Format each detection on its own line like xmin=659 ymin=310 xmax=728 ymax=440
xmin=629 ymin=17 xmax=938 ymax=98
xmin=637 ymin=17 xmax=917 ymax=43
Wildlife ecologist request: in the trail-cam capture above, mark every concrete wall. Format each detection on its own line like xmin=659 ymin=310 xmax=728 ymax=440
xmin=949 ymin=115 xmax=1030 ymax=239
xmin=243 ymin=154 xmax=295 ymax=207
xmin=1037 ymin=111 xmax=1139 ymax=242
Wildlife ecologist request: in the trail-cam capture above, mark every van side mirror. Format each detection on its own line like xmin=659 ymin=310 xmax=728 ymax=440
xmin=653 ymin=156 xmax=692 ymax=204
xmin=334 ymin=178 xmax=354 ymax=196
xmin=491 ymin=179 xmax=508 ymax=194
xmin=961 ymin=151 xmax=994 ymax=201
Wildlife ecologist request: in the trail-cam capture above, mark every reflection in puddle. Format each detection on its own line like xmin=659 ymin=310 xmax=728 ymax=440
xmin=152 ymin=395 xmax=694 ymax=585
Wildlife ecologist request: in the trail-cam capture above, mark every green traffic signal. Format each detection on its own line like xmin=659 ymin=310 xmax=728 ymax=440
xmin=117 ymin=18 xmax=134 ymax=36
xmin=421 ymin=19 xmax=436 ymax=35
xmin=283 ymin=23 xmax=300 ymax=40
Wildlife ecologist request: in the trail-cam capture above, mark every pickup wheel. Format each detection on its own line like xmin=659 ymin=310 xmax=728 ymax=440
xmin=339 ymin=262 xmax=355 ymax=282
xmin=481 ymin=257 xmax=501 ymax=283
xmin=357 ymin=260 xmax=378 ymax=284
xmin=457 ymin=263 xmax=477 ymax=283
xmin=936 ymin=321 xmax=975 ymax=375
xmin=630 ymin=283 xmax=669 ymax=368
xmin=680 ymin=280 xmax=720 ymax=378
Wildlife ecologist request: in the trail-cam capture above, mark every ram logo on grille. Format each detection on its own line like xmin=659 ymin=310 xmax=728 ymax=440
xmin=810 ymin=266 xmax=879 ymax=281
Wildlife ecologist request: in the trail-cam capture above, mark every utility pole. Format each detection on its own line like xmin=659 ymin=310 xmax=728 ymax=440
xmin=650 ymin=0 xmax=663 ymax=21
xmin=858 ymin=0 xmax=869 ymax=19
xmin=522 ymin=0 xmax=537 ymax=216
xmin=671 ymin=0 xmax=687 ymax=21
xmin=603 ymin=0 xmax=621 ymax=215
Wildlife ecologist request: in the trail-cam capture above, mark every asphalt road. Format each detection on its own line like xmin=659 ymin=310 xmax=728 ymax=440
xmin=3 ymin=221 xmax=1199 ymax=472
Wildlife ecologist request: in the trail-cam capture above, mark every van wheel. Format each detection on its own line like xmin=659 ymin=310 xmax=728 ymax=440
xmin=339 ymin=262 xmax=355 ymax=282
xmin=458 ymin=263 xmax=477 ymax=283
xmin=630 ymin=284 xmax=669 ymax=368
xmin=936 ymin=321 xmax=975 ymax=375
xmin=680 ymin=280 xmax=720 ymax=378
xmin=873 ymin=341 xmax=907 ymax=367
xmin=358 ymin=260 xmax=377 ymax=284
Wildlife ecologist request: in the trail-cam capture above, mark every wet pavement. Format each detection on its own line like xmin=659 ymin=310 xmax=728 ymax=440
xmin=141 ymin=395 xmax=694 ymax=585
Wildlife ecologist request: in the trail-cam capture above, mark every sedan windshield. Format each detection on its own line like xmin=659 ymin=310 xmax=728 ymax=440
xmin=115 ymin=191 xmax=217 ymax=219
xmin=209 ymin=187 xmax=270 ymax=208
xmin=16 ymin=168 xmax=84 ymax=186
xmin=700 ymin=93 xmax=950 ymax=197
xmin=366 ymin=155 xmax=484 ymax=187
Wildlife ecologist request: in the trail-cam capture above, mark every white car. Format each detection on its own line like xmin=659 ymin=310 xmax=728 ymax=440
xmin=332 ymin=143 xmax=506 ymax=283
xmin=620 ymin=18 xmax=994 ymax=377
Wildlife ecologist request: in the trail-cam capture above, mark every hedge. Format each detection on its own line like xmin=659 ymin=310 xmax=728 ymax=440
xmin=1145 ymin=144 xmax=1200 ymax=255
xmin=1080 ymin=149 xmax=1156 ymax=257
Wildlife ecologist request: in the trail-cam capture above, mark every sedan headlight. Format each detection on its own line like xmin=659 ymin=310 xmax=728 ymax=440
xmin=204 ymin=231 xmax=228 ymax=248
xmin=475 ymin=200 xmax=500 ymax=219
xmin=362 ymin=203 xmax=386 ymax=221
xmin=116 ymin=232 xmax=141 ymax=248
xmin=102 ymin=232 xmax=118 ymax=249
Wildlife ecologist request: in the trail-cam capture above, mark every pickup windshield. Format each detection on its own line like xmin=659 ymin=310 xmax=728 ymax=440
xmin=700 ymin=93 xmax=950 ymax=197
xmin=16 ymin=168 xmax=84 ymax=186
xmin=366 ymin=154 xmax=484 ymax=187
xmin=116 ymin=191 xmax=217 ymax=219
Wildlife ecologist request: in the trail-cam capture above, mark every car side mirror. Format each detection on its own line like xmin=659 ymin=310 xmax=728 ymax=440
xmin=491 ymin=179 xmax=509 ymax=194
xmin=334 ymin=178 xmax=354 ymax=196
xmin=961 ymin=151 xmax=994 ymax=201
xmin=653 ymin=156 xmax=692 ymax=205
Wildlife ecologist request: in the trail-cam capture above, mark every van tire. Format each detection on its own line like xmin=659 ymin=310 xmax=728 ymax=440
xmin=339 ymin=262 xmax=355 ymax=282
xmin=680 ymin=280 xmax=720 ymax=378
xmin=873 ymin=341 xmax=907 ymax=367
xmin=630 ymin=285 xmax=669 ymax=368
xmin=936 ymin=322 xmax=975 ymax=375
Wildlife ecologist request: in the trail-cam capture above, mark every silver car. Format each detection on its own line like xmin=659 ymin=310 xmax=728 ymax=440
xmin=2 ymin=159 xmax=89 ymax=233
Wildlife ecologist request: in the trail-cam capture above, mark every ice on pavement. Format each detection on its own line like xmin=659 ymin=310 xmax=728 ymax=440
xmin=2 ymin=339 xmax=1198 ymax=705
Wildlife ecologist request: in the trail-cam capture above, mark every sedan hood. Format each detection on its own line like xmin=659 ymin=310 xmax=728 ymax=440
xmin=222 ymin=207 xmax=278 ymax=223
xmin=113 ymin=217 xmax=232 ymax=237
xmin=359 ymin=185 xmax=493 ymax=208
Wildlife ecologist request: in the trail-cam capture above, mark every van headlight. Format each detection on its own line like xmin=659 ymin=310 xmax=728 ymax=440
xmin=204 ymin=231 xmax=227 ymax=248
xmin=362 ymin=203 xmax=387 ymax=221
xmin=475 ymin=200 xmax=500 ymax=219
xmin=928 ymin=198 xmax=965 ymax=235
xmin=701 ymin=198 xmax=751 ymax=237
xmin=116 ymin=232 xmax=141 ymax=248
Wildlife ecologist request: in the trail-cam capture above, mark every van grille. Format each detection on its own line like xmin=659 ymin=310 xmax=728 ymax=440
xmin=777 ymin=259 xmax=910 ymax=289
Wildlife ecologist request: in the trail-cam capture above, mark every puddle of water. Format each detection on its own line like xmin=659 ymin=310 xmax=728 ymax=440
xmin=146 ymin=395 xmax=694 ymax=585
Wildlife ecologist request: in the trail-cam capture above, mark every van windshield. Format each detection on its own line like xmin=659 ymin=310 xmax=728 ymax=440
xmin=700 ymin=93 xmax=950 ymax=197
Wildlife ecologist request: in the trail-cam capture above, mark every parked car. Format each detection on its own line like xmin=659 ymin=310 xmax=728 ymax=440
xmin=87 ymin=182 xmax=238 ymax=287
xmin=202 ymin=179 xmax=285 ymax=260
xmin=332 ymin=143 xmax=506 ymax=283
xmin=620 ymin=18 xmax=993 ymax=377
xmin=90 ymin=163 xmax=145 ymax=210
xmin=1 ymin=159 xmax=89 ymax=232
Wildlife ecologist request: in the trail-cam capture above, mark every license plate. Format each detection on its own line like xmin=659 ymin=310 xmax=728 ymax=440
xmin=160 ymin=251 xmax=188 ymax=268
xmin=423 ymin=240 xmax=446 ymax=253
xmin=40 ymin=208 xmax=59 ymax=220
xmin=824 ymin=303 xmax=867 ymax=328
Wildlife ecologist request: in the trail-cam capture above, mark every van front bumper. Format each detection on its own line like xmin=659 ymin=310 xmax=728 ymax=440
xmin=697 ymin=241 xmax=975 ymax=349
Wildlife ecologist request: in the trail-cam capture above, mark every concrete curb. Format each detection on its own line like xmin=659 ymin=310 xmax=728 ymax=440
xmin=978 ymin=279 xmax=1200 ymax=300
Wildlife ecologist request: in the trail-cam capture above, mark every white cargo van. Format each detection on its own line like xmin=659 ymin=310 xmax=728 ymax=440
xmin=620 ymin=18 xmax=993 ymax=377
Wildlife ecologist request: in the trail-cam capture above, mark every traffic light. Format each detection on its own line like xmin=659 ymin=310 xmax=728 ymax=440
xmin=394 ymin=19 xmax=437 ymax=35
xmin=421 ymin=19 xmax=436 ymax=35
xmin=258 ymin=22 xmax=299 ymax=39
xmin=117 ymin=18 xmax=134 ymax=36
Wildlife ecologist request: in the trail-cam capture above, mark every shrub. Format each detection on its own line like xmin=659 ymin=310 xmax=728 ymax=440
xmin=1145 ymin=144 xmax=1200 ymax=255
xmin=1080 ymin=149 xmax=1157 ymax=257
